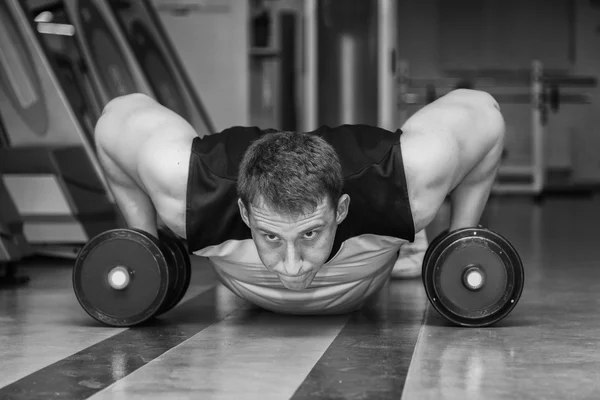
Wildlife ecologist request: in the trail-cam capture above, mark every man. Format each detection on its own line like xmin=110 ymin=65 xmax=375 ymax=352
xmin=94 ymin=89 xmax=504 ymax=314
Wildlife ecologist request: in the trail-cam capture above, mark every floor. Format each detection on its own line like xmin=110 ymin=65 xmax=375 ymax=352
xmin=1 ymin=195 xmax=600 ymax=400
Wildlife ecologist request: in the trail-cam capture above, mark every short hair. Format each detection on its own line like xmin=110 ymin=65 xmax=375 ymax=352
xmin=237 ymin=130 xmax=344 ymax=217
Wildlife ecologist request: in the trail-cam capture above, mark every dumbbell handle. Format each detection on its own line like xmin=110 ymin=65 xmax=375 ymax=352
xmin=107 ymin=266 xmax=132 ymax=290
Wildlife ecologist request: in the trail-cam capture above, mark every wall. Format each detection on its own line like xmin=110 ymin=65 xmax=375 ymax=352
xmin=248 ymin=0 xmax=304 ymax=130
xmin=152 ymin=0 xmax=249 ymax=131
xmin=317 ymin=0 xmax=379 ymax=127
xmin=397 ymin=0 xmax=600 ymax=183
xmin=570 ymin=1 xmax=600 ymax=181
xmin=148 ymin=0 xmax=600 ymax=182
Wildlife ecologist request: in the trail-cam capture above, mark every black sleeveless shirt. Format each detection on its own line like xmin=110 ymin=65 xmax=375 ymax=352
xmin=185 ymin=125 xmax=415 ymax=257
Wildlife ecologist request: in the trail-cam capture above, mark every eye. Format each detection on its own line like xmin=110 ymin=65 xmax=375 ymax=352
xmin=264 ymin=234 xmax=279 ymax=242
xmin=303 ymin=231 xmax=319 ymax=240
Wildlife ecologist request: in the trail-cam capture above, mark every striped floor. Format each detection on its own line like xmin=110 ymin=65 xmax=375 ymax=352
xmin=1 ymin=195 xmax=600 ymax=399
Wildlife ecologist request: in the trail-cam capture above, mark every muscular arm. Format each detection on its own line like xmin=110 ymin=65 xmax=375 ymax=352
xmin=95 ymin=94 xmax=196 ymax=238
xmin=400 ymin=89 xmax=505 ymax=232
xmin=446 ymin=95 xmax=504 ymax=231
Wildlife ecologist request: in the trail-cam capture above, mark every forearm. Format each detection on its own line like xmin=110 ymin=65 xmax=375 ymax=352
xmin=448 ymin=125 xmax=503 ymax=231
xmin=109 ymin=181 xmax=159 ymax=237
xmin=97 ymin=149 xmax=159 ymax=237
xmin=448 ymin=180 xmax=494 ymax=231
xmin=448 ymin=151 xmax=502 ymax=231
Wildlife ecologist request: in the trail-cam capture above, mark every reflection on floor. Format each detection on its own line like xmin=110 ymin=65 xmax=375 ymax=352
xmin=1 ymin=195 xmax=600 ymax=399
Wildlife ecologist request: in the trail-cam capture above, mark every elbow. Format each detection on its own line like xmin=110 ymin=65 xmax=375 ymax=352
xmin=484 ymin=96 xmax=506 ymax=149
xmin=468 ymin=90 xmax=505 ymax=138
xmin=456 ymin=89 xmax=501 ymax=112
xmin=484 ymin=91 xmax=501 ymax=113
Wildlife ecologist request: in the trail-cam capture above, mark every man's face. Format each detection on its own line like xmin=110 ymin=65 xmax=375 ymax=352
xmin=238 ymin=195 xmax=350 ymax=290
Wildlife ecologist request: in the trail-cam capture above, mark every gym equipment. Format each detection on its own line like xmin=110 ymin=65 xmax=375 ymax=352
xmin=62 ymin=0 xmax=152 ymax=104
xmin=0 ymin=0 xmax=120 ymax=254
xmin=60 ymin=0 xmax=214 ymax=137
xmin=155 ymin=229 xmax=191 ymax=316
xmin=0 ymin=110 xmax=9 ymax=148
xmin=107 ymin=0 xmax=214 ymax=136
xmin=247 ymin=0 xmax=306 ymax=131
xmin=0 ymin=146 xmax=118 ymax=256
xmin=73 ymin=229 xmax=170 ymax=327
xmin=46 ymin=52 xmax=103 ymax=139
xmin=0 ymin=263 xmax=30 ymax=287
xmin=302 ymin=0 xmax=398 ymax=131
xmin=0 ymin=114 xmax=30 ymax=285
xmin=0 ymin=180 xmax=29 ymax=262
xmin=400 ymin=67 xmax=594 ymax=118
xmin=422 ymin=227 xmax=524 ymax=327
xmin=0 ymin=0 xmax=103 ymax=163
xmin=397 ymin=60 xmax=597 ymax=196
xmin=0 ymin=178 xmax=32 ymax=286
xmin=421 ymin=229 xmax=449 ymax=270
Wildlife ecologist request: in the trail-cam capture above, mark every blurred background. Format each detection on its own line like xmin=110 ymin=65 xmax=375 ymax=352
xmin=0 ymin=0 xmax=599 ymax=269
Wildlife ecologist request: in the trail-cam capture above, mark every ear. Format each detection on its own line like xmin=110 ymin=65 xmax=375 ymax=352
xmin=335 ymin=194 xmax=350 ymax=225
xmin=238 ymin=198 xmax=251 ymax=227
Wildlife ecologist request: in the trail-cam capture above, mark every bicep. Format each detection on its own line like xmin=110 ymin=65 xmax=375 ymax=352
xmin=94 ymin=94 xmax=158 ymax=151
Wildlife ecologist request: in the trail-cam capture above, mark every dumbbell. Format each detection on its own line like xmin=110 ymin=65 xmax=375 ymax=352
xmin=72 ymin=228 xmax=191 ymax=327
xmin=422 ymin=227 xmax=524 ymax=327
xmin=154 ymin=230 xmax=192 ymax=317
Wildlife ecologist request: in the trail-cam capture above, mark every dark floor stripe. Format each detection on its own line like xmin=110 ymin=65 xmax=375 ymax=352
xmin=0 ymin=286 xmax=248 ymax=400
xmin=291 ymin=279 xmax=428 ymax=400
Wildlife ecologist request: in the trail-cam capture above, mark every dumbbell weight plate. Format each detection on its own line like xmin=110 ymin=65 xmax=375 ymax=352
xmin=154 ymin=230 xmax=191 ymax=316
xmin=421 ymin=225 xmax=488 ymax=277
xmin=422 ymin=227 xmax=524 ymax=327
xmin=152 ymin=231 xmax=180 ymax=316
xmin=73 ymin=228 xmax=170 ymax=327
xmin=168 ymin=235 xmax=192 ymax=308
xmin=422 ymin=229 xmax=449 ymax=273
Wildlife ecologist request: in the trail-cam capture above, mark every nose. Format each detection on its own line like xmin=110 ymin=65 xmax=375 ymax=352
xmin=276 ymin=243 xmax=303 ymax=276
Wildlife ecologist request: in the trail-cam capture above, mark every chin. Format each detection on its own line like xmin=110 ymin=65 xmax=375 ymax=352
xmin=278 ymin=272 xmax=316 ymax=291
xmin=281 ymin=281 xmax=310 ymax=291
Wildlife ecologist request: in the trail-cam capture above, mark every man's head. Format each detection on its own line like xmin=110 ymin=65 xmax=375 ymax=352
xmin=237 ymin=130 xmax=350 ymax=290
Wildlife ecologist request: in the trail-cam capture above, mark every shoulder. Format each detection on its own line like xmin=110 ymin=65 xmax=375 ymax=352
xmin=442 ymin=88 xmax=499 ymax=108
xmin=444 ymin=89 xmax=503 ymax=130
xmin=404 ymin=89 xmax=502 ymax=133
xmin=102 ymin=92 xmax=157 ymax=113
xmin=431 ymin=89 xmax=499 ymax=115
xmin=100 ymin=94 xmax=197 ymax=200
xmin=99 ymin=93 xmax=158 ymax=129
xmin=99 ymin=93 xmax=200 ymax=138
xmin=400 ymin=89 xmax=504 ymax=161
